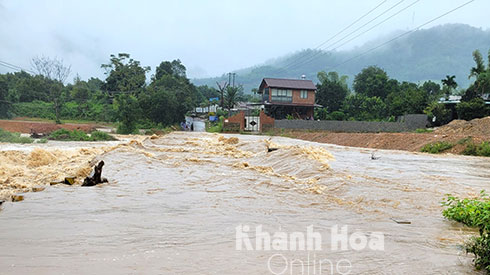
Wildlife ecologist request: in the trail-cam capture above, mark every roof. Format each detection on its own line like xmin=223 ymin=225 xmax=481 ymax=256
xmin=261 ymin=78 xmax=316 ymax=90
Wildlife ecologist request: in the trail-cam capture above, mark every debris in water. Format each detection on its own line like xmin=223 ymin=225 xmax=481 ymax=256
xmin=265 ymin=138 xmax=279 ymax=153
xmin=391 ymin=218 xmax=411 ymax=224
xmin=50 ymin=177 xmax=76 ymax=186
xmin=63 ymin=177 xmax=76 ymax=185
xmin=31 ymin=186 xmax=45 ymax=192
xmin=371 ymin=152 xmax=380 ymax=160
xmin=82 ymin=161 xmax=108 ymax=187
xmin=12 ymin=194 xmax=24 ymax=202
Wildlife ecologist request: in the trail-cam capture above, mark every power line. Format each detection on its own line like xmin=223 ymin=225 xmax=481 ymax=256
xmin=281 ymin=0 xmax=388 ymax=70
xmin=0 ymin=60 xmax=36 ymax=74
xmin=327 ymin=0 xmax=475 ymax=71
xmin=281 ymin=0 xmax=406 ymax=72
xmin=330 ymin=0 xmax=421 ymax=52
xmin=284 ymin=0 xmax=418 ymax=72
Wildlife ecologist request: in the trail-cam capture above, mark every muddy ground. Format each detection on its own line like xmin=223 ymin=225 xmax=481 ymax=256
xmin=278 ymin=130 xmax=489 ymax=154
xmin=272 ymin=116 xmax=490 ymax=154
xmin=0 ymin=119 xmax=99 ymax=134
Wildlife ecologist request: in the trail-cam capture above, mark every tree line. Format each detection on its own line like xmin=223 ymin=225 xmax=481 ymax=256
xmin=314 ymin=49 xmax=490 ymax=124
xmin=0 ymin=54 xmax=249 ymax=133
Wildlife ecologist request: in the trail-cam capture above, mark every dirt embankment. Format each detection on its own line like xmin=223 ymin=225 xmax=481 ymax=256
xmin=278 ymin=116 xmax=490 ymax=154
xmin=0 ymin=119 xmax=97 ymax=134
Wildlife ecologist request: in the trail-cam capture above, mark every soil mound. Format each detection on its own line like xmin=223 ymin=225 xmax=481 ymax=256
xmin=435 ymin=116 xmax=490 ymax=136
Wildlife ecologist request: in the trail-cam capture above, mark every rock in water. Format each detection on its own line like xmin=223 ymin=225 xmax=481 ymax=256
xmin=82 ymin=161 xmax=108 ymax=187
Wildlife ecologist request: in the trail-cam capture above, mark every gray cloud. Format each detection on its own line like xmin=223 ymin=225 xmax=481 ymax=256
xmin=0 ymin=0 xmax=489 ymax=81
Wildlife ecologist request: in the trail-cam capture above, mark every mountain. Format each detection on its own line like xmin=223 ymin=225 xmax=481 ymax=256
xmin=191 ymin=24 xmax=490 ymax=93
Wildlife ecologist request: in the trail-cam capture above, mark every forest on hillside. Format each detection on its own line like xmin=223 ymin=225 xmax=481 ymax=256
xmin=193 ymin=24 xmax=490 ymax=93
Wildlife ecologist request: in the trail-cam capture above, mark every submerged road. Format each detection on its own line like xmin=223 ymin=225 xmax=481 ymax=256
xmin=0 ymin=132 xmax=488 ymax=274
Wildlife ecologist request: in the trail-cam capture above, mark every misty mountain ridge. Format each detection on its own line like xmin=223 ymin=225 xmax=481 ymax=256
xmin=192 ymin=24 xmax=490 ymax=93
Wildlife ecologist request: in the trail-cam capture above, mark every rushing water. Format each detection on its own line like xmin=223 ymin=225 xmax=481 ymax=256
xmin=0 ymin=132 xmax=488 ymax=274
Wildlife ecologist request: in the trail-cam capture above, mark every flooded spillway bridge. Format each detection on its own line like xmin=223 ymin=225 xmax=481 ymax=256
xmin=0 ymin=132 xmax=488 ymax=274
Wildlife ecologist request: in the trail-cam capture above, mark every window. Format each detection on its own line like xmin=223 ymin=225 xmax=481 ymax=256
xmin=263 ymin=88 xmax=270 ymax=102
xmin=300 ymin=90 xmax=308 ymax=99
xmin=271 ymin=89 xmax=292 ymax=102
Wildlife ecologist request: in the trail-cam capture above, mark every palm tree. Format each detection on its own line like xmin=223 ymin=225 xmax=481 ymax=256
xmin=441 ymin=75 xmax=457 ymax=99
xmin=225 ymin=86 xmax=244 ymax=116
xmin=469 ymin=50 xmax=485 ymax=80
xmin=442 ymin=75 xmax=457 ymax=90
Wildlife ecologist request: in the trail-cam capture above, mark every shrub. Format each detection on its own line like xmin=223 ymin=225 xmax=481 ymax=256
xmin=0 ymin=128 xmax=33 ymax=143
xmin=463 ymin=141 xmax=490 ymax=157
xmin=49 ymin=129 xmax=116 ymax=141
xmin=328 ymin=111 xmax=346 ymax=121
xmin=49 ymin=129 xmax=90 ymax=141
xmin=207 ymin=116 xmax=224 ymax=133
xmin=90 ymin=130 xmax=117 ymax=141
xmin=421 ymin=141 xmax=453 ymax=153
xmin=442 ymin=191 xmax=490 ymax=271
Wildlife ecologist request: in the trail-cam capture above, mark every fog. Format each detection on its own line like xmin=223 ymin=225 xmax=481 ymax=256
xmin=1 ymin=0 xmax=489 ymax=80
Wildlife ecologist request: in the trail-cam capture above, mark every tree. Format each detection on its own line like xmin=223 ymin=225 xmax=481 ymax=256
xmin=139 ymin=88 xmax=179 ymax=126
xmin=469 ymin=50 xmax=485 ymax=80
xmin=154 ymin=60 xmax=186 ymax=80
xmin=31 ymin=56 xmax=72 ymax=123
xmin=421 ymin=80 xmax=441 ymax=102
xmin=113 ymin=93 xmax=140 ymax=134
xmin=316 ymin=71 xmax=349 ymax=113
xmin=341 ymin=94 xmax=387 ymax=121
xmin=353 ymin=66 xmax=390 ymax=99
xmin=101 ymin=53 xmax=150 ymax=92
xmin=456 ymin=97 xmax=489 ymax=120
xmin=151 ymin=60 xmax=200 ymax=122
xmin=441 ymin=75 xmax=458 ymax=99
xmin=385 ymin=82 xmax=428 ymax=116
xmin=31 ymin=56 xmax=71 ymax=84
xmin=424 ymin=102 xmax=451 ymax=126
xmin=0 ymin=75 xmax=10 ymax=118
xmin=463 ymin=49 xmax=490 ymax=101
xmin=224 ymin=86 xmax=243 ymax=115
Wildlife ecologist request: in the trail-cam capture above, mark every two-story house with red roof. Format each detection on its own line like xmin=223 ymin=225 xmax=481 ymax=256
xmin=258 ymin=77 xmax=317 ymax=119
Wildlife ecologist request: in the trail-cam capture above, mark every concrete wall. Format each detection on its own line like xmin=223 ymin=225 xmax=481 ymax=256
xmin=275 ymin=114 xmax=428 ymax=133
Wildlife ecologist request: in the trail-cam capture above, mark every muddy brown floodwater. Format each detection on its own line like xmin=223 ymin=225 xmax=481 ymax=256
xmin=0 ymin=132 xmax=489 ymax=274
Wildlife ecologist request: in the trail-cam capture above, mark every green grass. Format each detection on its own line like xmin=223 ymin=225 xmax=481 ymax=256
xmin=442 ymin=191 xmax=490 ymax=272
xmin=420 ymin=141 xmax=454 ymax=154
xmin=0 ymin=128 xmax=33 ymax=143
xmin=48 ymin=129 xmax=116 ymax=141
xmin=36 ymin=138 xmax=48 ymax=144
xmin=206 ymin=117 xmax=224 ymax=133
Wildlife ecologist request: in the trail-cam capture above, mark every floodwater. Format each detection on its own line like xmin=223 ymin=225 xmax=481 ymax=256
xmin=0 ymin=132 xmax=488 ymax=274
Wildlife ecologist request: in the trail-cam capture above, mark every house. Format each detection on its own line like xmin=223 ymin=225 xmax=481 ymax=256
xmin=257 ymin=77 xmax=318 ymax=119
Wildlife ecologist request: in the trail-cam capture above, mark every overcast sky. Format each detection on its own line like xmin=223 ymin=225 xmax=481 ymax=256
xmin=1 ymin=0 xmax=489 ymax=81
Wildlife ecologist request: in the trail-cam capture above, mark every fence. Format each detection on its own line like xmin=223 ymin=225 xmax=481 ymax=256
xmin=274 ymin=114 xmax=428 ymax=133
